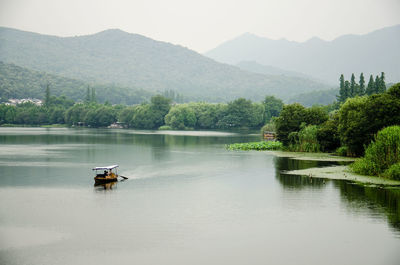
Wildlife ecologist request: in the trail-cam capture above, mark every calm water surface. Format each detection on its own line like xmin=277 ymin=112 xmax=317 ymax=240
xmin=0 ymin=128 xmax=399 ymax=265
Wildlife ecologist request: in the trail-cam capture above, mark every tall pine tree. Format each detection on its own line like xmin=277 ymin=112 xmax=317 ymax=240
xmin=366 ymin=75 xmax=375 ymax=95
xmin=91 ymin=87 xmax=96 ymax=103
xmin=359 ymin=73 xmax=365 ymax=95
xmin=379 ymin=72 xmax=386 ymax=93
xmin=349 ymin=73 xmax=357 ymax=97
xmin=337 ymin=74 xmax=346 ymax=103
xmin=85 ymin=86 xmax=91 ymax=103
xmin=344 ymin=80 xmax=350 ymax=101
xmin=45 ymin=83 xmax=51 ymax=107
xmin=374 ymin=75 xmax=381 ymax=94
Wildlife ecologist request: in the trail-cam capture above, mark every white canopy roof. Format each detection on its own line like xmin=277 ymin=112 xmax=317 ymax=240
xmin=92 ymin=165 xmax=119 ymax=171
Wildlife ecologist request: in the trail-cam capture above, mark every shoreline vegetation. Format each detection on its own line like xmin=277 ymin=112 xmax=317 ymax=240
xmin=1 ymin=73 xmax=399 ymax=183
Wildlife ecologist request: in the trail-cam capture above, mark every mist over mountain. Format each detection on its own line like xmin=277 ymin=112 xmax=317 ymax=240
xmin=0 ymin=61 xmax=151 ymax=104
xmin=0 ymin=27 xmax=330 ymax=102
xmin=205 ymin=25 xmax=400 ymax=84
xmin=236 ymin=61 xmax=319 ymax=81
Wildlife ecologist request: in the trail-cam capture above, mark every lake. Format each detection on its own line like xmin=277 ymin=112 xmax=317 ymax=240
xmin=0 ymin=127 xmax=399 ymax=265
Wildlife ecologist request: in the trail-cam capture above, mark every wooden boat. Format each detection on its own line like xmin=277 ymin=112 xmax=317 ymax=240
xmin=93 ymin=165 xmax=119 ymax=184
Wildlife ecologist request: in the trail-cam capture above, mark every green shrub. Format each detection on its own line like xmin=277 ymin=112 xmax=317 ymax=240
xmin=261 ymin=122 xmax=276 ymax=134
xmin=227 ymin=141 xmax=283 ymax=151
xmin=158 ymin=125 xmax=172 ymax=130
xmin=351 ymin=125 xmax=400 ymax=177
xmin=287 ymin=124 xmax=320 ymax=152
xmin=383 ymin=163 xmax=400 ymax=180
xmin=335 ymin=146 xmax=348 ymax=157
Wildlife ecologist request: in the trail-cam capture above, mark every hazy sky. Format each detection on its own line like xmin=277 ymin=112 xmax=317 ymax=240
xmin=0 ymin=0 xmax=399 ymax=52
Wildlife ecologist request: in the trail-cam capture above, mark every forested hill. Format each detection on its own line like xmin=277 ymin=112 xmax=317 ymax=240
xmin=205 ymin=25 xmax=400 ymax=84
xmin=0 ymin=62 xmax=151 ymax=104
xmin=0 ymin=27 xmax=330 ymax=102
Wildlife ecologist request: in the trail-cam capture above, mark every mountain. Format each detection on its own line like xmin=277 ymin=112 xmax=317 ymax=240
xmin=236 ymin=61 xmax=319 ymax=80
xmin=0 ymin=27 xmax=330 ymax=102
xmin=0 ymin=61 xmax=151 ymax=104
xmin=287 ymin=88 xmax=338 ymax=107
xmin=205 ymin=25 xmax=400 ymax=84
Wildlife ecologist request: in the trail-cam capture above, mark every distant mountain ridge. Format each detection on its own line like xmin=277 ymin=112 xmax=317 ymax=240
xmin=205 ymin=25 xmax=400 ymax=84
xmin=0 ymin=27 xmax=330 ymax=102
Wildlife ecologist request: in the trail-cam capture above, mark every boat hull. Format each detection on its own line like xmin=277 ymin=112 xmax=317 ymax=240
xmin=94 ymin=176 xmax=118 ymax=184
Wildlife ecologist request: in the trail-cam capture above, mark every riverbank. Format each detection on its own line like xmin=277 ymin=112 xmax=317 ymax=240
xmin=271 ymin=151 xmax=400 ymax=186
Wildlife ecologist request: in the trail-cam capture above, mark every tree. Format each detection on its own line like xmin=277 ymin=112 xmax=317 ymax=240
xmin=217 ymin=98 xmax=263 ymax=129
xmin=344 ymin=80 xmax=350 ymax=100
xmin=275 ymin=103 xmax=308 ymax=145
xmin=149 ymin=95 xmax=172 ymax=128
xmin=91 ymin=87 xmax=96 ymax=103
xmin=338 ymin=96 xmax=369 ymax=156
xmin=86 ymin=86 xmax=91 ymax=103
xmin=263 ymin=96 xmax=283 ymax=122
xmin=374 ymin=75 xmax=381 ymax=94
xmin=164 ymin=104 xmax=196 ymax=129
xmin=317 ymin=112 xmax=340 ymax=152
xmin=337 ymin=74 xmax=346 ymax=103
xmin=366 ymin=75 xmax=375 ymax=95
xmin=350 ymin=73 xmax=357 ymax=97
xmin=338 ymin=83 xmax=400 ymax=156
xmin=359 ymin=73 xmax=365 ymax=96
xmin=45 ymin=83 xmax=51 ymax=107
xmin=378 ymin=72 xmax=386 ymax=93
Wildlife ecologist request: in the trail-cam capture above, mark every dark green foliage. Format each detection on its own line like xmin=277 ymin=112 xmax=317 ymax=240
xmin=217 ymin=98 xmax=264 ymax=129
xmin=263 ymin=96 xmax=283 ymax=122
xmin=338 ymin=73 xmax=385 ymax=102
xmin=338 ymin=74 xmax=346 ymax=103
xmin=366 ymin=75 xmax=375 ymax=95
xmin=359 ymin=73 xmax=365 ymax=95
xmin=338 ymin=96 xmax=370 ymax=156
xmin=350 ymin=73 xmax=357 ymax=97
xmin=387 ymin=83 xmax=400 ymax=98
xmin=344 ymin=81 xmax=350 ymax=100
xmin=335 ymin=146 xmax=348 ymax=156
xmin=274 ymin=103 xmax=307 ymax=146
xmin=338 ymin=83 xmax=400 ymax=156
xmin=383 ymin=163 xmax=400 ymax=180
xmin=351 ymin=126 xmax=400 ymax=177
xmin=164 ymin=104 xmax=196 ymax=130
xmin=226 ymin=141 xmax=283 ymax=151
xmin=317 ymin=112 xmax=341 ymax=152
xmin=288 ymin=124 xmax=320 ymax=152
xmin=188 ymin=102 xmax=221 ymax=129
xmin=304 ymin=106 xmax=329 ymax=125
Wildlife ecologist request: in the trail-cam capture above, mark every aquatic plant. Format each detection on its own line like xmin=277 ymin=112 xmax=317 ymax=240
xmin=226 ymin=141 xmax=283 ymax=151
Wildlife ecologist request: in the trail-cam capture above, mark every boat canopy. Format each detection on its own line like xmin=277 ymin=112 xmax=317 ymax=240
xmin=92 ymin=165 xmax=119 ymax=171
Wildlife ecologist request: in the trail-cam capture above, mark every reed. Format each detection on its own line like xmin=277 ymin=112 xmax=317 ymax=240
xmin=351 ymin=125 xmax=400 ymax=179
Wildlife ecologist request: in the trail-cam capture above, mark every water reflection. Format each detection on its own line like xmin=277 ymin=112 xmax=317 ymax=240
xmin=94 ymin=181 xmax=117 ymax=191
xmin=274 ymin=156 xmax=400 ymax=233
xmin=335 ymin=182 xmax=400 ymax=233
xmin=274 ymin=156 xmax=332 ymax=189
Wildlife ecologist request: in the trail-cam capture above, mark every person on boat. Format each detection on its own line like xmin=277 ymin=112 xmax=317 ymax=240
xmin=104 ymin=170 xmax=108 ymax=177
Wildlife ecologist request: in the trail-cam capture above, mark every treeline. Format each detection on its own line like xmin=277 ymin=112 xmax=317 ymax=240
xmin=274 ymin=83 xmax=400 ymax=157
xmin=119 ymin=96 xmax=283 ymax=130
xmin=0 ymin=92 xmax=285 ymax=130
xmin=337 ymin=72 xmax=386 ymax=103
